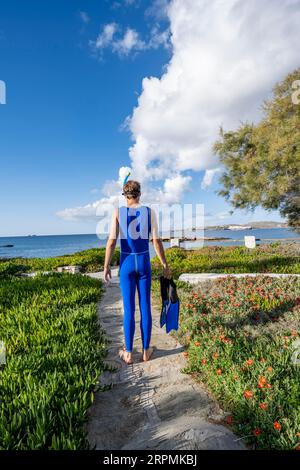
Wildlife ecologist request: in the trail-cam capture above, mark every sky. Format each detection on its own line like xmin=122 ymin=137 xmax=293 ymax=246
xmin=1 ymin=0 xmax=300 ymax=237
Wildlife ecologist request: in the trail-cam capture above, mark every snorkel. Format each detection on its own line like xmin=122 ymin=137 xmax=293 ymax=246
xmin=123 ymin=171 xmax=131 ymax=187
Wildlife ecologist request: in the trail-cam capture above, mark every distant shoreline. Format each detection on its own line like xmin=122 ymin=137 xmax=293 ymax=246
xmin=0 ymin=224 xmax=295 ymax=239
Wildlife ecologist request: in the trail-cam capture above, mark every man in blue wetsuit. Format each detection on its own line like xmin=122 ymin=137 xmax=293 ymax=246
xmin=104 ymin=180 xmax=171 ymax=364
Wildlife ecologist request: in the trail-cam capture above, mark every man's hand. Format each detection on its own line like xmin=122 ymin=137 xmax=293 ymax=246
xmin=163 ymin=264 xmax=171 ymax=279
xmin=104 ymin=266 xmax=112 ymax=283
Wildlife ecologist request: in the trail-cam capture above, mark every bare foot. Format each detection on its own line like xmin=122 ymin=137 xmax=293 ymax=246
xmin=142 ymin=347 xmax=154 ymax=362
xmin=119 ymin=348 xmax=133 ymax=365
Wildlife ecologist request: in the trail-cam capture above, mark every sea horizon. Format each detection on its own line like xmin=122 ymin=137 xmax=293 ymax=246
xmin=1 ymin=228 xmax=299 ymax=260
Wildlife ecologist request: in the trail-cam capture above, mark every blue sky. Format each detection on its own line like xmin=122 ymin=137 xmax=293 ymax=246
xmin=1 ymin=0 xmax=299 ymax=237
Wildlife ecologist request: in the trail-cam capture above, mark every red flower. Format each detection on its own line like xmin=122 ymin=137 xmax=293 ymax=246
xmin=273 ymin=421 xmax=281 ymax=431
xmin=243 ymin=390 xmax=253 ymax=399
xmin=194 ymin=341 xmax=201 ymax=347
xmin=201 ymin=359 xmax=207 ymax=365
xmin=246 ymin=359 xmax=254 ymax=366
xmin=216 ymin=368 xmax=222 ymax=375
xmin=259 ymin=403 xmax=268 ymax=410
xmin=252 ymin=428 xmax=263 ymax=437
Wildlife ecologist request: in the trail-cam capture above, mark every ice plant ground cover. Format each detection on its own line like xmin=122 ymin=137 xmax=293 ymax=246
xmin=0 ymin=273 xmax=107 ymax=449
xmin=172 ymin=276 xmax=300 ymax=450
xmin=152 ymin=243 xmax=300 ymax=279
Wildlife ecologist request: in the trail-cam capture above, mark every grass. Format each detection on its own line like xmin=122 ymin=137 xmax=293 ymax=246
xmin=0 ymin=247 xmax=120 ymax=276
xmin=0 ymin=272 xmax=107 ymax=450
xmin=173 ymin=275 xmax=300 ymax=450
xmin=152 ymin=243 xmax=300 ymax=279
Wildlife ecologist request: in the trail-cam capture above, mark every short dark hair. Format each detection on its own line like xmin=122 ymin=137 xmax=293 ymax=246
xmin=123 ymin=180 xmax=141 ymax=199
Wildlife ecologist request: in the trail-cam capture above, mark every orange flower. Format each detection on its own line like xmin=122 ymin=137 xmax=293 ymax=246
xmin=258 ymin=376 xmax=267 ymax=388
xmin=243 ymin=390 xmax=253 ymax=399
xmin=252 ymin=428 xmax=263 ymax=436
xmin=246 ymin=359 xmax=254 ymax=366
xmin=213 ymin=352 xmax=219 ymax=359
xmin=194 ymin=341 xmax=201 ymax=347
xmin=201 ymin=359 xmax=207 ymax=365
xmin=273 ymin=421 xmax=281 ymax=431
xmin=267 ymin=366 xmax=273 ymax=372
xmin=183 ymin=351 xmax=189 ymax=358
xmin=266 ymin=383 xmax=272 ymax=389
xmin=296 ymin=432 xmax=300 ymax=437
xmin=216 ymin=368 xmax=222 ymax=375
xmin=259 ymin=403 xmax=268 ymax=410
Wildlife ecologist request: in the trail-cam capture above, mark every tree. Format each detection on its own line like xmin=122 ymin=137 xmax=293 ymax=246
xmin=214 ymin=68 xmax=300 ymax=232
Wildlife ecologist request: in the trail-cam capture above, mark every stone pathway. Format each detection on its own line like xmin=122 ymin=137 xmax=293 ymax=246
xmin=86 ymin=269 xmax=245 ymax=450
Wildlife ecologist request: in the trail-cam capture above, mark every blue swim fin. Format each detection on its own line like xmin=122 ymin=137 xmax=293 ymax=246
xmin=166 ymin=299 xmax=180 ymax=333
xmin=159 ymin=276 xmax=180 ymax=333
xmin=160 ymin=300 xmax=168 ymax=328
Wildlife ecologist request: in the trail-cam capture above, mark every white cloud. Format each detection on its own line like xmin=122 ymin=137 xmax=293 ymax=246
xmin=91 ymin=23 xmax=118 ymax=50
xmin=148 ymin=24 xmax=171 ymax=50
xmin=201 ymin=168 xmax=221 ymax=189
xmin=145 ymin=0 xmax=171 ymax=20
xmin=162 ymin=174 xmax=192 ymax=203
xmin=127 ymin=0 xmax=300 ymax=186
xmin=79 ymin=11 xmax=90 ymax=24
xmin=113 ymin=28 xmax=146 ymax=55
xmin=89 ymin=21 xmax=170 ymax=57
xmin=59 ymin=0 xmax=300 ymax=220
xmin=90 ymin=24 xmax=145 ymax=56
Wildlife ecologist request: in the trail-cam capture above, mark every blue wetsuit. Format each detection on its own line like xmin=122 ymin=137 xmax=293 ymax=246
xmin=119 ymin=205 xmax=152 ymax=352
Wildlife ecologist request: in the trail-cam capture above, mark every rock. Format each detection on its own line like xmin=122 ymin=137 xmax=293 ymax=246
xmin=56 ymin=265 xmax=82 ymax=274
xmin=170 ymin=238 xmax=181 ymax=248
xmin=244 ymin=236 xmax=256 ymax=249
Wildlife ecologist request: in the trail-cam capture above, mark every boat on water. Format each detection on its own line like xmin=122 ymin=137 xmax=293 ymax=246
xmin=228 ymin=225 xmax=252 ymax=231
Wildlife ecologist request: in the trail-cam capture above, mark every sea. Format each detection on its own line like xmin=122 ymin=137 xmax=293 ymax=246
xmin=0 ymin=228 xmax=299 ymax=260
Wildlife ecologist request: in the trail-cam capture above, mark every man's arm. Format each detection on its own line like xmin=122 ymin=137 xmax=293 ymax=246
xmin=104 ymin=208 xmax=119 ymax=282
